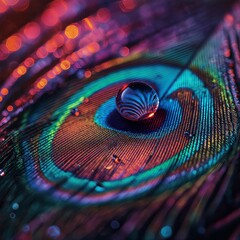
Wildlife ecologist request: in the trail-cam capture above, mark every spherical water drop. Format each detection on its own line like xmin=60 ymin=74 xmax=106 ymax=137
xmin=116 ymin=82 xmax=159 ymax=121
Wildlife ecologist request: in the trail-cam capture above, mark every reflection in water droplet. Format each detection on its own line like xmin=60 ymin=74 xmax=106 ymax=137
xmin=116 ymin=82 xmax=159 ymax=121
xmin=47 ymin=225 xmax=61 ymax=239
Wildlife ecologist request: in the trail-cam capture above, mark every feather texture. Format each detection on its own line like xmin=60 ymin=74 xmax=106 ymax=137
xmin=0 ymin=0 xmax=240 ymax=239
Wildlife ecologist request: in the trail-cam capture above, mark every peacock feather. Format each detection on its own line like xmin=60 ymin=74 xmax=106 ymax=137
xmin=0 ymin=0 xmax=240 ymax=239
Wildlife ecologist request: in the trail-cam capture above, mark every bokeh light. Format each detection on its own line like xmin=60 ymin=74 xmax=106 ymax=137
xmin=24 ymin=22 xmax=40 ymax=40
xmin=0 ymin=1 xmax=7 ymax=13
xmin=12 ymin=0 xmax=29 ymax=12
xmin=41 ymin=8 xmax=59 ymax=27
xmin=60 ymin=60 xmax=70 ymax=70
xmin=7 ymin=105 xmax=13 ymax=112
xmin=6 ymin=35 xmax=22 ymax=52
xmin=17 ymin=66 xmax=27 ymax=76
xmin=64 ymin=24 xmax=79 ymax=39
xmin=37 ymin=78 xmax=48 ymax=89
xmin=1 ymin=88 xmax=9 ymax=96
xmin=2 ymin=0 xmax=19 ymax=7
xmin=97 ymin=8 xmax=111 ymax=22
xmin=83 ymin=18 xmax=94 ymax=30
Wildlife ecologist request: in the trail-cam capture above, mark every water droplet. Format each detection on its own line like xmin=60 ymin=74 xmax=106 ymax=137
xmin=116 ymin=81 xmax=159 ymax=121
xmin=110 ymin=220 xmax=120 ymax=229
xmin=12 ymin=202 xmax=19 ymax=210
xmin=212 ymin=79 xmax=217 ymax=84
xmin=105 ymin=165 xmax=113 ymax=170
xmin=0 ymin=169 xmax=5 ymax=177
xmin=112 ymin=154 xmax=121 ymax=164
xmin=70 ymin=163 xmax=81 ymax=173
xmin=160 ymin=225 xmax=172 ymax=238
xmin=71 ymin=108 xmax=80 ymax=117
xmin=47 ymin=225 xmax=61 ymax=239
xmin=84 ymin=98 xmax=89 ymax=103
xmin=184 ymin=131 xmax=193 ymax=139
xmin=95 ymin=182 xmax=105 ymax=192
xmin=0 ymin=137 xmax=5 ymax=142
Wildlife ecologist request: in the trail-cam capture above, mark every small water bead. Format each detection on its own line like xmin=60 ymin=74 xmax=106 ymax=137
xmin=184 ymin=131 xmax=194 ymax=139
xmin=112 ymin=154 xmax=121 ymax=164
xmin=105 ymin=165 xmax=113 ymax=170
xmin=70 ymin=108 xmax=80 ymax=116
xmin=116 ymin=81 xmax=159 ymax=121
xmin=95 ymin=182 xmax=105 ymax=192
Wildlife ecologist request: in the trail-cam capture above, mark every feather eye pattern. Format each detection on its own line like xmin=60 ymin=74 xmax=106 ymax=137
xmin=0 ymin=0 xmax=240 ymax=239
